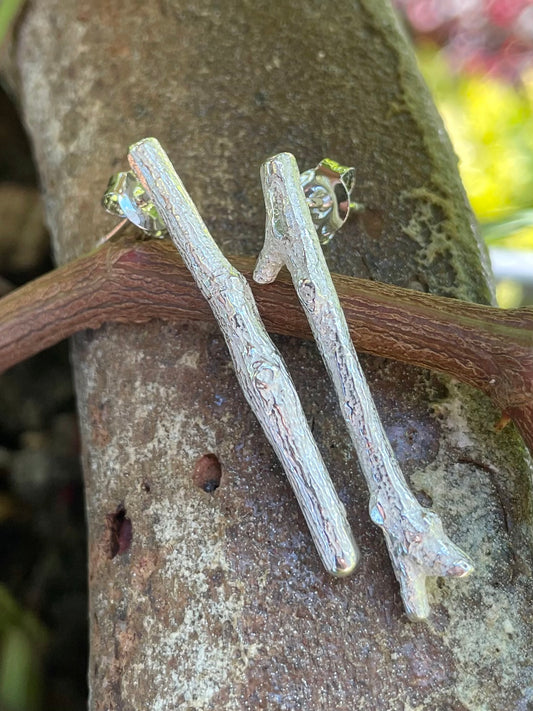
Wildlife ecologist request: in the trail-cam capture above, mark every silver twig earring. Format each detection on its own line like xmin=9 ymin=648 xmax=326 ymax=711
xmin=126 ymin=137 xmax=359 ymax=577
xmin=254 ymin=152 xmax=473 ymax=620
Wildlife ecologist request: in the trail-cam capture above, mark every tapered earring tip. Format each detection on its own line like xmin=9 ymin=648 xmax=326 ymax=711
xmin=329 ymin=547 xmax=361 ymax=577
xmin=448 ymin=557 xmax=474 ymax=578
xmin=128 ymin=136 xmax=161 ymax=152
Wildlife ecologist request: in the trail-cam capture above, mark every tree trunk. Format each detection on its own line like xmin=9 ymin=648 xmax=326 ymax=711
xmin=4 ymin=0 xmax=533 ymax=708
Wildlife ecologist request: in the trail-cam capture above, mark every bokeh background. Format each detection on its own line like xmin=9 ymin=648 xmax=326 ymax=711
xmin=396 ymin=0 xmax=533 ymax=306
xmin=1 ymin=1 xmax=533 ymax=709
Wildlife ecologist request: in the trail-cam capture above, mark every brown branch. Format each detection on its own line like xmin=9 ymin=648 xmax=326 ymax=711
xmin=1 ymin=236 xmax=532 ymax=452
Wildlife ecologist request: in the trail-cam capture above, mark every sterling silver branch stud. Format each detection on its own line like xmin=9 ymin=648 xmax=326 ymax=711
xmin=102 ymin=140 xmax=473 ymax=620
xmin=125 ymin=137 xmax=359 ymax=578
xmin=254 ymin=152 xmax=474 ymax=620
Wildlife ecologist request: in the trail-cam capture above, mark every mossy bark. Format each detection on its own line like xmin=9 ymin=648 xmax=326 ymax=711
xmin=4 ymin=0 xmax=533 ymax=708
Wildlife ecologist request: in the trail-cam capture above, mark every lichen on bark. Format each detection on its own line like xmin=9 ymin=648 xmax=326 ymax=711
xmin=4 ymin=0 xmax=533 ymax=708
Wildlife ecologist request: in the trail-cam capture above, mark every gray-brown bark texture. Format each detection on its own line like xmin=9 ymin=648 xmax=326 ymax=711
xmin=4 ymin=0 xmax=533 ymax=708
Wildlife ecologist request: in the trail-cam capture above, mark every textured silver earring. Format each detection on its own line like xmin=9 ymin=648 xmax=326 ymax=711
xmin=102 ymin=140 xmax=473 ymax=619
xmin=254 ymin=152 xmax=473 ymax=620
xmin=126 ymin=137 xmax=359 ymax=578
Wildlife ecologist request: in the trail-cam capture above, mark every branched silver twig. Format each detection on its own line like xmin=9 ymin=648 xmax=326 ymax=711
xmin=127 ymin=138 xmax=359 ymax=577
xmin=254 ymin=152 xmax=473 ymax=620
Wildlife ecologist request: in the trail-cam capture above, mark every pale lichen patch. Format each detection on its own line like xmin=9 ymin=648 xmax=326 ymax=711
xmin=410 ymin=381 xmax=533 ymax=709
xmin=176 ymin=348 xmax=201 ymax=370
xmin=140 ymin=492 xmax=254 ymax=708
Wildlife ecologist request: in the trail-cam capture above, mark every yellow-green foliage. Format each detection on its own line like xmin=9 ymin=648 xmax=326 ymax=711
xmin=0 ymin=0 xmax=25 ymax=48
xmin=418 ymin=44 xmax=533 ymax=250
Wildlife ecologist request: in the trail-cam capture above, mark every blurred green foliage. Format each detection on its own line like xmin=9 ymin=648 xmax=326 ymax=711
xmin=0 ymin=0 xmax=25 ymax=48
xmin=0 ymin=585 xmax=47 ymax=711
xmin=417 ymin=44 xmax=533 ymax=251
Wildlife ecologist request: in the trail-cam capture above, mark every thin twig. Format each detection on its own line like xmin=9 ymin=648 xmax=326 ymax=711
xmin=0 ymin=236 xmax=532 ymax=453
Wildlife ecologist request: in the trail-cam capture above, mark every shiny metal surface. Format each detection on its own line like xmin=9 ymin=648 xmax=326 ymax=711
xmin=127 ymin=137 xmax=359 ymax=577
xmin=104 ymin=160 xmax=354 ymax=243
xmin=299 ymin=158 xmax=355 ymax=244
xmin=102 ymin=171 xmax=167 ymax=237
xmin=254 ymin=152 xmax=474 ymax=620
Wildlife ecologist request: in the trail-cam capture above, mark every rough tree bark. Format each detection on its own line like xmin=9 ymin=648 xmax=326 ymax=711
xmin=3 ymin=0 xmax=533 ymax=708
